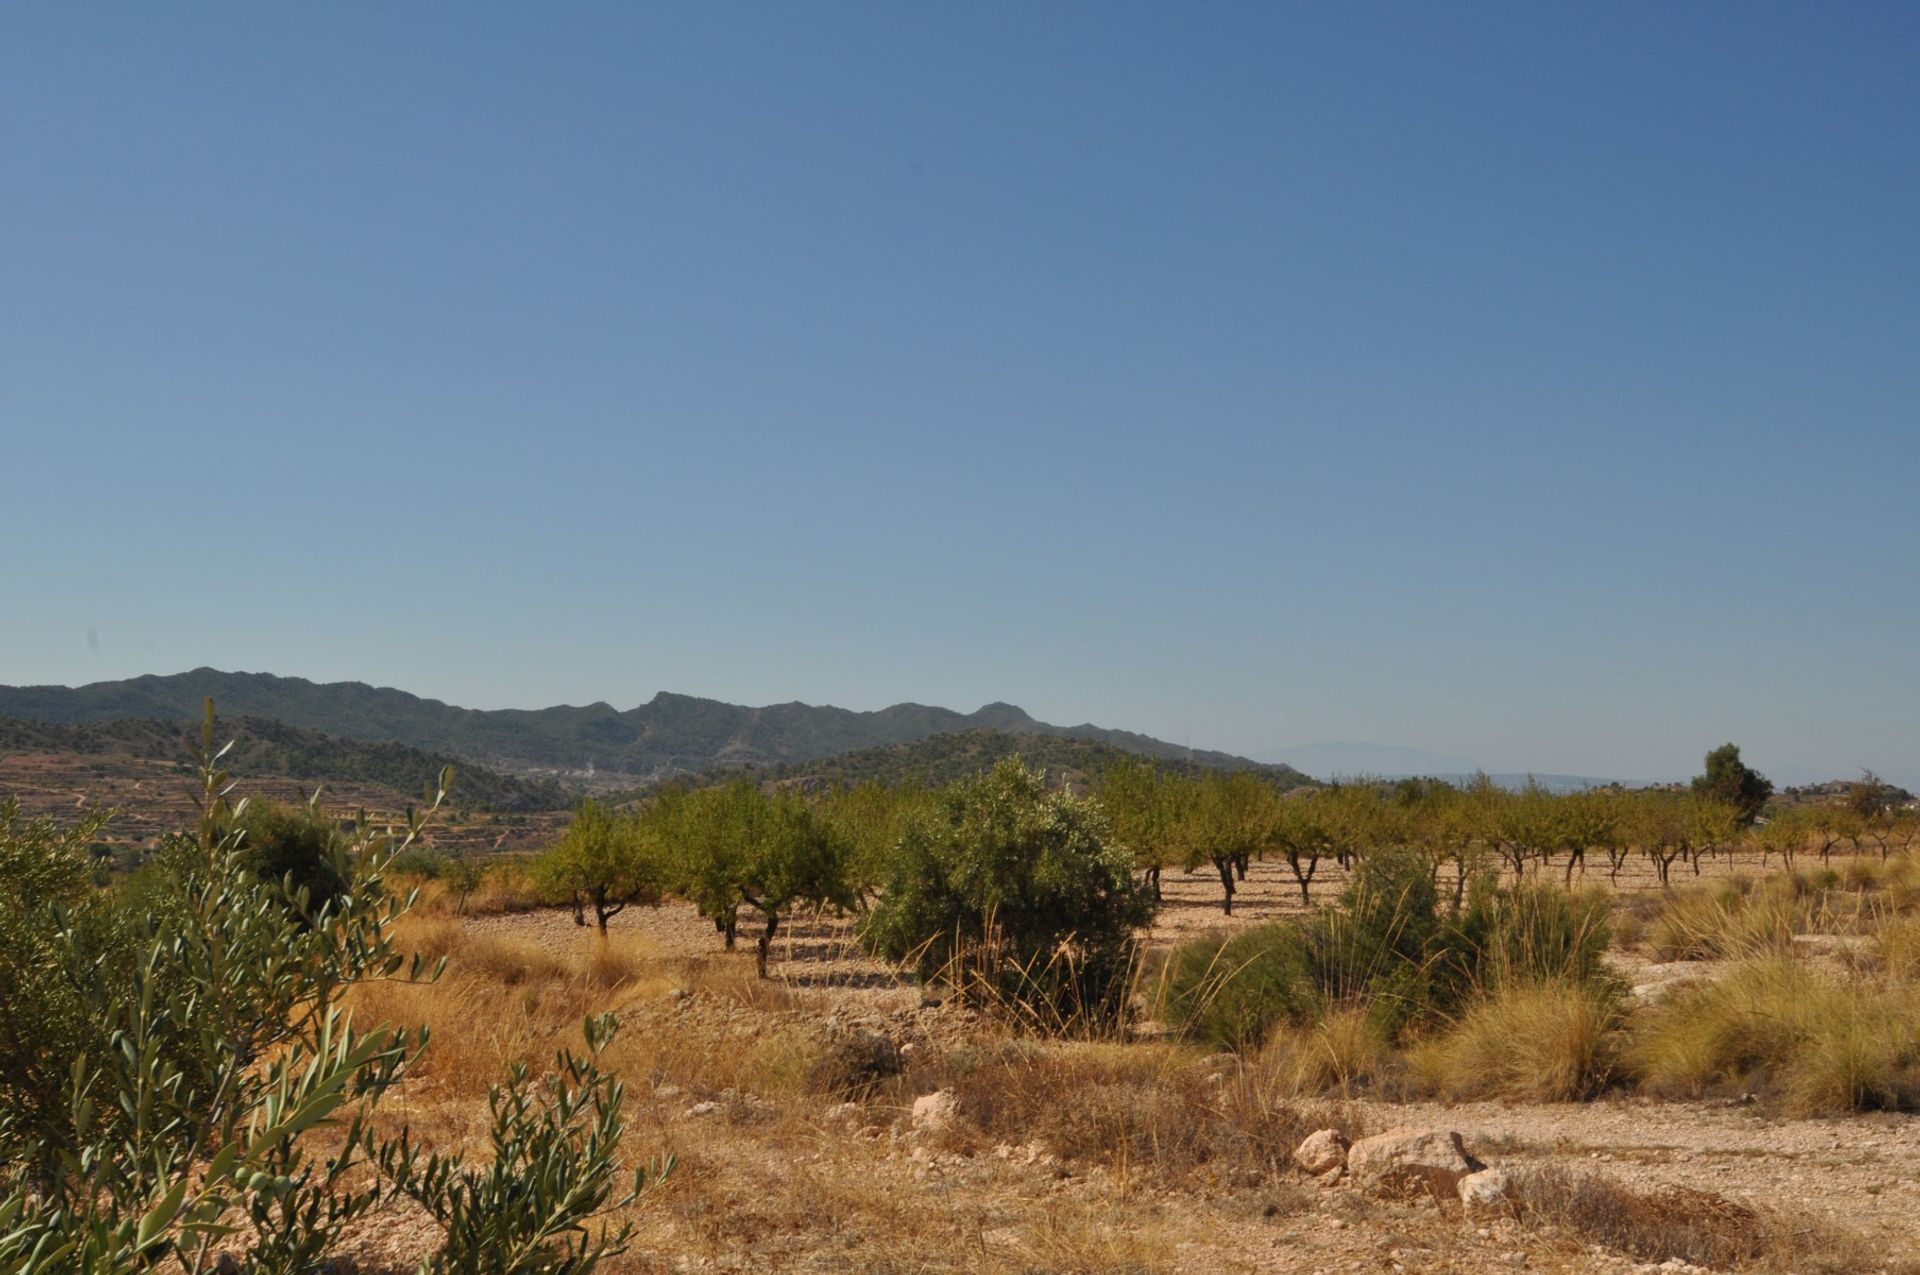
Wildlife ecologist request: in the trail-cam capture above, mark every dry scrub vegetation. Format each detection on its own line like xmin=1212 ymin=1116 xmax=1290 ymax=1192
xmin=322 ymin=843 xmax=1920 ymax=1274
xmin=11 ymin=741 xmax=1920 ymax=1273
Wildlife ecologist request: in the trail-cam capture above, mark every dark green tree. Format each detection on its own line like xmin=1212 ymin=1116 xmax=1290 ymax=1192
xmin=1690 ymin=743 xmax=1773 ymax=823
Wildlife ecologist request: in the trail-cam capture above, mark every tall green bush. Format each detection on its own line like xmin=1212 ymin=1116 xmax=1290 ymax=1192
xmin=860 ymin=758 xmax=1154 ymax=1031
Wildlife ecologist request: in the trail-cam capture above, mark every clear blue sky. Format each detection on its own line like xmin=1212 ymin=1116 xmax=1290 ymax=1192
xmin=3 ymin=4 xmax=1916 ymax=786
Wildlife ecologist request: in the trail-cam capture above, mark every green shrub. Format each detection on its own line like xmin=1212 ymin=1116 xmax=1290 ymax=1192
xmin=1163 ymin=862 xmax=1618 ymax=1056
xmin=231 ymin=798 xmax=352 ymax=912
xmin=1308 ymin=848 xmax=1442 ymax=1033
xmin=860 ymin=758 xmax=1154 ymax=1032
xmin=1160 ymin=923 xmax=1315 ymax=1052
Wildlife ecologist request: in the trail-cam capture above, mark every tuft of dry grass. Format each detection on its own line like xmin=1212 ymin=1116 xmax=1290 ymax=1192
xmin=1871 ymin=913 xmax=1920 ymax=981
xmin=1409 ymin=979 xmax=1622 ymax=1102
xmin=1256 ymin=1006 xmax=1392 ymax=1097
xmin=1507 ymin=1164 xmax=1878 ymax=1272
xmin=347 ymin=915 xmax=669 ymax=1097
xmin=1645 ymin=879 xmax=1797 ymax=961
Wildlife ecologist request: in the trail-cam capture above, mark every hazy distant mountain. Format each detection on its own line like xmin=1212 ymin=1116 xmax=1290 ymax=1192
xmin=1259 ymin=742 xmax=1635 ymax=793
xmin=0 ymin=669 xmax=1282 ymax=780
xmin=1259 ymin=741 xmax=1483 ymax=781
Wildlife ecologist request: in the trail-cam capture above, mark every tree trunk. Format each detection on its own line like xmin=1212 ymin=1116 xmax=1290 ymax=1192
xmin=1289 ymin=853 xmax=1317 ymax=907
xmin=1215 ymin=857 xmax=1236 ymax=915
xmin=756 ymin=910 xmax=780 ymax=979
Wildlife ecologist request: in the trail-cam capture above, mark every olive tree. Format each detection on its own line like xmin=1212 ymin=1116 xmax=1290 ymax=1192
xmin=0 ymin=702 xmax=661 ymax=1274
xmin=859 ymin=758 xmax=1154 ymax=1029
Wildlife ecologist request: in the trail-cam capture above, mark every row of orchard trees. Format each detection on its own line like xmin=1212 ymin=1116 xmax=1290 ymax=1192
xmin=531 ymin=780 xmax=926 ymax=975
xmin=531 ymin=759 xmax=1919 ymax=975
xmin=1095 ymin=762 xmax=1920 ymax=914
xmin=530 ymin=761 xmax=1150 ymax=1027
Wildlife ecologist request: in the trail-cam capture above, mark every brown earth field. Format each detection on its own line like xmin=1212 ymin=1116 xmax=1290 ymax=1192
xmin=326 ymin=852 xmax=1920 ymax=1275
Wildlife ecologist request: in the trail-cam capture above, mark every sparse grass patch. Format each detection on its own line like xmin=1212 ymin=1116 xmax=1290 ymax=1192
xmin=936 ymin=1038 xmax=1360 ymax=1182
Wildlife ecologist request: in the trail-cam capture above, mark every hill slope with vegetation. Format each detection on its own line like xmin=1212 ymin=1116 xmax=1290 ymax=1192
xmin=0 ymin=714 xmax=575 ymax=812
xmin=0 ymin=668 xmax=1280 ymax=779
xmin=660 ymin=729 xmax=1318 ymax=793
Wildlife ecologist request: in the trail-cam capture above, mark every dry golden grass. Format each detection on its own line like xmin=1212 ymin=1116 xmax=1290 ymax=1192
xmin=931 ymin=1037 xmax=1362 ymax=1186
xmin=1507 ymin=1165 xmax=1888 ymax=1274
xmin=1409 ymin=980 xmax=1622 ymax=1102
xmin=1628 ymin=955 xmax=1920 ymax=1114
xmin=1255 ymin=1006 xmax=1392 ymax=1098
xmin=329 ymin=876 xmax=1920 ymax=1272
xmin=347 ymin=915 xmax=670 ymax=1098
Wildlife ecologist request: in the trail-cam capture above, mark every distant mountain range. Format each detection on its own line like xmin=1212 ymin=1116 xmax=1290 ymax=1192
xmin=0 ymin=669 xmax=1300 ymax=782
xmin=1259 ymin=742 xmax=1483 ymax=780
xmin=1261 ymin=741 xmax=1631 ymax=793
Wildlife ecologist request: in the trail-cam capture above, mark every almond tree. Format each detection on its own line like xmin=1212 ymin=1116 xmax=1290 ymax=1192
xmin=533 ymin=798 xmax=665 ymax=934
xmin=672 ymin=781 xmax=854 ymax=976
xmin=1096 ymin=758 xmax=1183 ymax=900
xmin=1186 ymin=771 xmax=1278 ymax=916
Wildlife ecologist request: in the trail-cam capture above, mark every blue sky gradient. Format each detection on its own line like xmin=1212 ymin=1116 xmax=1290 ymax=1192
xmin=3 ymin=4 xmax=1916 ymax=785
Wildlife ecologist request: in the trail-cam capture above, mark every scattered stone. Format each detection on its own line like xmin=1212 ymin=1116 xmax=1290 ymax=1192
xmin=1458 ymin=1168 xmax=1514 ymax=1216
xmin=1294 ymin=1128 xmax=1352 ymax=1176
xmin=823 ymin=1101 xmax=863 ymax=1126
xmin=686 ymin=1101 xmax=720 ymax=1118
xmin=911 ymin=1089 xmax=958 ymax=1133
xmin=1346 ymin=1127 xmax=1483 ymax=1200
